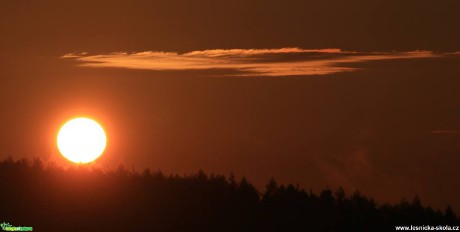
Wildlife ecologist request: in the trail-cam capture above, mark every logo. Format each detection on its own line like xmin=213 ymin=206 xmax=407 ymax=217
xmin=1 ymin=222 xmax=33 ymax=231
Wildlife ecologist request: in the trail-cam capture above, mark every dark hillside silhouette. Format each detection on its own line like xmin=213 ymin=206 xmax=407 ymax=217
xmin=0 ymin=158 xmax=458 ymax=231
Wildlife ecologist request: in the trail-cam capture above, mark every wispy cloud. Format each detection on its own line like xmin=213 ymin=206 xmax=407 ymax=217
xmin=62 ymin=48 xmax=439 ymax=76
xmin=61 ymin=52 xmax=88 ymax=58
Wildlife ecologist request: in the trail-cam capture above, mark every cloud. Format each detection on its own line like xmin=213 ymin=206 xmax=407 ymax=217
xmin=62 ymin=48 xmax=440 ymax=76
xmin=61 ymin=52 xmax=88 ymax=58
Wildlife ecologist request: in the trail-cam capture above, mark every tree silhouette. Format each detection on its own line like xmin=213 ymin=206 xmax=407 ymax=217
xmin=0 ymin=158 xmax=458 ymax=232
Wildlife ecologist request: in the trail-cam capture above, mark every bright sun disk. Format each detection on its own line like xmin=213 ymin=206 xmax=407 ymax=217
xmin=57 ymin=117 xmax=107 ymax=164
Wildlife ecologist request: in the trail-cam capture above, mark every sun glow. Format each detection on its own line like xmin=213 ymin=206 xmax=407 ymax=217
xmin=57 ymin=117 xmax=107 ymax=164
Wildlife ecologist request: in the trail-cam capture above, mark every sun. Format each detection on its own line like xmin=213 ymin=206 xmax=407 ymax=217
xmin=57 ymin=117 xmax=107 ymax=164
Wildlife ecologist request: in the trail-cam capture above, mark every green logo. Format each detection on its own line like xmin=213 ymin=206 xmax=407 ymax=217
xmin=1 ymin=222 xmax=33 ymax=231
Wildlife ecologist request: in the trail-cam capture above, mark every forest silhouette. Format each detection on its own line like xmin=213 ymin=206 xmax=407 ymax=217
xmin=0 ymin=158 xmax=458 ymax=231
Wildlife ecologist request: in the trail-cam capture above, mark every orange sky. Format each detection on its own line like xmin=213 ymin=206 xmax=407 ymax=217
xmin=1 ymin=0 xmax=460 ymax=212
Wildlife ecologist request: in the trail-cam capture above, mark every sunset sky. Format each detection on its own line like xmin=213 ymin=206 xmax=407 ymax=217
xmin=1 ymin=0 xmax=460 ymax=212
